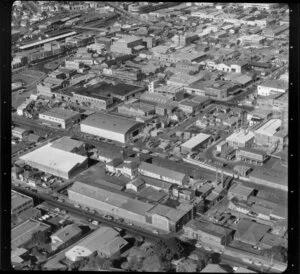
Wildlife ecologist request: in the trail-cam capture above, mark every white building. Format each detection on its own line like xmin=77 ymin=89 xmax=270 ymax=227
xmin=181 ymin=133 xmax=212 ymax=153
xmin=226 ymin=130 xmax=255 ymax=148
xmin=257 ymin=80 xmax=288 ymax=96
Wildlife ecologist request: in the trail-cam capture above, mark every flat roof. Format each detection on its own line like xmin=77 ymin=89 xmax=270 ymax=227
xmin=238 ymin=147 xmax=267 ymax=156
xmin=40 ymin=107 xmax=80 ymax=120
xmin=181 ymin=133 xmax=211 ymax=150
xmin=226 ymin=130 xmax=255 ymax=143
xmin=69 ymin=181 xmax=155 ymax=215
xmin=51 ymin=137 xmax=84 ymax=152
xmin=11 ymin=191 xmax=32 ymax=210
xmin=51 ymin=224 xmax=82 ymax=242
xmin=149 ymin=204 xmax=187 ymax=223
xmin=185 ymin=219 xmax=233 ymax=238
xmin=20 ymin=143 xmax=87 ymax=174
xmin=139 ymin=162 xmax=186 ymax=182
xmin=259 ymin=79 xmax=288 ymax=90
xmin=228 ymin=184 xmax=254 ymax=197
xmin=255 ymin=119 xmax=281 ymax=137
xmin=81 ymin=112 xmax=143 ymax=135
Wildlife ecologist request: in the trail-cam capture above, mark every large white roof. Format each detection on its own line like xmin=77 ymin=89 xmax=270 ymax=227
xmin=226 ymin=130 xmax=255 ymax=143
xmin=255 ymin=119 xmax=281 ymax=137
xmin=181 ymin=133 xmax=211 ymax=149
xmin=20 ymin=143 xmax=87 ymax=174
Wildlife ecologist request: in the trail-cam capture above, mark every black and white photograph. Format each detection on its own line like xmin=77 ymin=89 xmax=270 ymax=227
xmin=6 ymin=1 xmax=297 ymax=272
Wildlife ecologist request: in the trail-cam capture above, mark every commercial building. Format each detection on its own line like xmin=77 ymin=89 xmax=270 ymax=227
xmin=51 ymin=136 xmax=85 ymax=154
xmin=11 ymin=191 xmax=34 ymax=217
xmin=80 ymin=112 xmax=144 ymax=144
xmin=11 ymin=219 xmax=51 ymax=250
xmin=118 ymin=101 xmax=156 ymax=118
xmin=186 ymin=80 xmax=239 ymax=99
xmin=37 ymin=77 xmax=67 ymax=97
xmin=236 ymin=147 xmax=268 ymax=166
xmin=140 ymin=91 xmax=174 ymax=105
xmin=68 ymin=181 xmax=192 ymax=232
xmin=226 ymin=130 xmax=255 ymax=148
xmin=138 ymin=161 xmax=189 ymax=186
xmin=234 ymin=219 xmax=271 ymax=246
xmin=183 ymin=220 xmax=234 ymax=246
xmin=181 ymin=133 xmax=212 ymax=154
xmin=65 ymin=226 xmax=128 ymax=261
xmin=111 ymin=35 xmax=144 ymax=54
xmin=50 ymin=224 xmax=82 ymax=251
xmin=257 ymin=80 xmax=288 ymax=96
xmin=103 ymin=67 xmax=143 ymax=81
xmin=254 ymin=119 xmax=287 ymax=148
xmin=65 ymin=33 xmax=94 ymax=47
xmin=19 ymin=143 xmax=88 ymax=179
xmin=227 ymin=184 xmax=254 ymax=202
xmin=39 ymin=107 xmax=81 ymax=129
xmin=178 ymin=100 xmax=202 ymax=114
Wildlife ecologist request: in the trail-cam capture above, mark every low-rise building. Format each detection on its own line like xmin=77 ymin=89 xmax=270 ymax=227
xmin=12 ymin=127 xmax=30 ymax=139
xmin=138 ymin=161 xmax=189 ymax=186
xmin=236 ymin=147 xmax=268 ymax=166
xmin=227 ymin=184 xmax=254 ymax=202
xmin=39 ymin=107 xmax=81 ymax=129
xmin=226 ymin=130 xmax=255 ymax=148
xmin=257 ymin=80 xmax=288 ymax=96
xmin=234 ymin=218 xmax=271 ymax=246
xmin=11 ymin=191 xmax=34 ymax=217
xmin=181 ymin=133 xmax=212 ymax=153
xmin=65 ymin=226 xmax=128 ymax=261
xmin=183 ymin=219 xmax=234 ymax=246
xmin=50 ymin=224 xmax=82 ymax=251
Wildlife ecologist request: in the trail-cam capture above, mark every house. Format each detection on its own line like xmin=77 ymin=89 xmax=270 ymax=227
xmin=50 ymin=224 xmax=82 ymax=251
xmin=126 ymin=178 xmax=145 ymax=192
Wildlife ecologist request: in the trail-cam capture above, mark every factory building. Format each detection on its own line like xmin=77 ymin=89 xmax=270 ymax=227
xmin=39 ymin=107 xmax=81 ymax=129
xmin=226 ymin=130 xmax=255 ymax=148
xmin=257 ymin=80 xmax=288 ymax=96
xmin=181 ymin=133 xmax=212 ymax=154
xmin=19 ymin=143 xmax=88 ymax=180
xmin=254 ymin=119 xmax=287 ymax=149
xmin=80 ymin=113 xmax=144 ymax=144
xmin=236 ymin=147 xmax=268 ymax=166
xmin=68 ymin=181 xmax=192 ymax=232
xmin=138 ymin=162 xmax=189 ymax=186
xmin=11 ymin=191 xmax=34 ymax=217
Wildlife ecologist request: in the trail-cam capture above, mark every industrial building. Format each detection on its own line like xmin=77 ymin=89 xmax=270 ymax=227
xmin=68 ymin=181 xmax=192 ymax=232
xmin=65 ymin=226 xmax=128 ymax=262
xmin=257 ymin=80 xmax=288 ymax=96
xmin=183 ymin=219 xmax=234 ymax=246
xmin=19 ymin=143 xmax=88 ymax=179
xmin=236 ymin=147 xmax=268 ymax=166
xmin=118 ymin=100 xmax=156 ymax=118
xmin=80 ymin=112 xmax=144 ymax=143
xmin=138 ymin=162 xmax=189 ymax=186
xmin=11 ymin=191 xmax=34 ymax=217
xmin=181 ymin=133 xmax=212 ymax=154
xmin=227 ymin=184 xmax=254 ymax=202
xmin=12 ymin=127 xmax=30 ymax=139
xmin=226 ymin=130 xmax=255 ymax=148
xmin=254 ymin=119 xmax=287 ymax=149
xmin=39 ymin=107 xmax=81 ymax=129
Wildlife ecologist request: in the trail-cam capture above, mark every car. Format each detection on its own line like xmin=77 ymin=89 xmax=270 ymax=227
xmin=128 ymin=222 xmax=133 ymax=226
xmin=104 ymin=215 xmax=113 ymax=220
xmin=152 ymin=229 xmax=159 ymax=235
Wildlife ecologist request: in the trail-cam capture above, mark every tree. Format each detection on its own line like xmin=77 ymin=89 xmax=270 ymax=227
xmin=262 ymin=246 xmax=287 ymax=263
xmin=141 ymin=254 xmax=170 ymax=272
xmin=31 ymin=231 xmax=48 ymax=245
xmin=152 ymin=238 xmax=185 ymax=261
xmin=177 ymin=258 xmax=198 ymax=272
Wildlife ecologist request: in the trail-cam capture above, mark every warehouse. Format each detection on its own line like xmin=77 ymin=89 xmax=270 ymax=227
xmin=181 ymin=133 xmax=212 ymax=154
xmin=39 ymin=107 xmax=81 ymax=129
xmin=19 ymin=143 xmax=88 ymax=179
xmin=138 ymin=161 xmax=189 ymax=186
xmin=236 ymin=147 xmax=268 ymax=166
xmin=68 ymin=181 xmax=191 ymax=232
xmin=68 ymin=181 xmax=155 ymax=225
xmin=80 ymin=113 xmax=144 ymax=143
xmin=254 ymin=118 xmax=287 ymax=148
xmin=226 ymin=130 xmax=255 ymax=148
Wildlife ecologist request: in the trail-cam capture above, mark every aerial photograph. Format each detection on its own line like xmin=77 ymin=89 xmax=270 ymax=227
xmin=11 ymin=1 xmax=289 ymax=272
